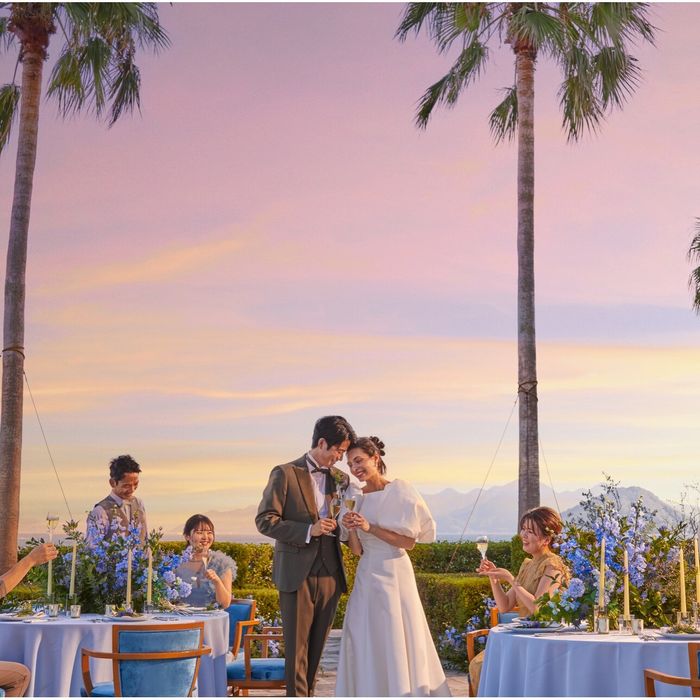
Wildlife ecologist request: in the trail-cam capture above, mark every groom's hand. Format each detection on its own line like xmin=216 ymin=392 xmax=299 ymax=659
xmin=310 ymin=518 xmax=337 ymax=537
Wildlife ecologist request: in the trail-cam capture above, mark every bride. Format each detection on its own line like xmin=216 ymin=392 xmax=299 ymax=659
xmin=335 ymin=436 xmax=451 ymax=697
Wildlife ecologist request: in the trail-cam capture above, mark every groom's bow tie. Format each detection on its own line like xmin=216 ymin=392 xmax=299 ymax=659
xmin=310 ymin=466 xmax=330 ymax=475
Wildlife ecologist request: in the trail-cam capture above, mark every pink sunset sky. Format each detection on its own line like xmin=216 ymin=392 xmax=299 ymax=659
xmin=1 ymin=2 xmax=699 ymax=535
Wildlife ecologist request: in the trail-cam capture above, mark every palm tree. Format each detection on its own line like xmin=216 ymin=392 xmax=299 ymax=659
xmin=689 ymin=219 xmax=700 ymax=314
xmin=0 ymin=3 xmax=169 ymax=573
xmin=396 ymin=3 xmax=655 ymax=521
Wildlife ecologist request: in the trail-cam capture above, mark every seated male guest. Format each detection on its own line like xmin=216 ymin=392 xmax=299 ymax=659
xmin=0 ymin=543 xmax=57 ymax=696
xmin=86 ymin=455 xmax=148 ymax=546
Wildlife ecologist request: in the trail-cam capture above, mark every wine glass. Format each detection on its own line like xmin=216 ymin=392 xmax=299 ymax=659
xmin=329 ymin=497 xmax=342 ymax=520
xmin=344 ymin=497 xmax=356 ymax=512
xmin=46 ymin=514 xmax=59 ymax=543
xmin=476 ymin=535 xmax=489 ymax=560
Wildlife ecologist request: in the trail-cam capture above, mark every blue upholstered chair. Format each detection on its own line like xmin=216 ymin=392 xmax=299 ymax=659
xmin=0 ymin=686 xmax=5 ymax=696
xmin=644 ymin=642 xmax=700 ymax=697
xmin=226 ymin=598 xmax=258 ymax=660
xmin=226 ymin=623 xmax=285 ymax=696
xmin=466 ymin=606 xmax=520 ymax=696
xmin=80 ymin=621 xmax=210 ymax=697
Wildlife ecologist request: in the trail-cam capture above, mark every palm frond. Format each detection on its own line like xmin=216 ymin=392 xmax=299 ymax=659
xmin=0 ymin=15 xmax=16 ymax=51
xmin=509 ymin=5 xmax=567 ymax=54
xmin=558 ymin=45 xmax=604 ymax=142
xmin=589 ymin=2 xmax=656 ymax=49
xmin=415 ymin=40 xmax=489 ymax=128
xmin=593 ymin=47 xmax=641 ymax=110
xmin=397 ymin=3 xmax=496 ymax=54
xmin=689 ymin=218 xmax=700 ymax=315
xmin=0 ymin=81 xmax=19 ymax=155
xmin=108 ymin=57 xmax=140 ymax=126
xmin=47 ymin=47 xmax=86 ymax=117
xmin=488 ymin=85 xmax=518 ymax=144
xmin=47 ymin=2 xmax=168 ymax=125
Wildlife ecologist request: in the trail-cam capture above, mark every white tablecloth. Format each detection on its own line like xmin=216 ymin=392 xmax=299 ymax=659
xmin=479 ymin=626 xmax=694 ymax=697
xmin=0 ymin=612 xmax=229 ymax=697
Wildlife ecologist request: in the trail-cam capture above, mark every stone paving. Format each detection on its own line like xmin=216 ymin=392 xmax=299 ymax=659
xmin=247 ymin=630 xmax=470 ymax=697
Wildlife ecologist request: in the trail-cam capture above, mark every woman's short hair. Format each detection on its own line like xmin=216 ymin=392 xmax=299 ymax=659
xmin=183 ymin=514 xmax=215 ymax=538
xmin=349 ymin=436 xmax=387 ymax=475
xmin=518 ymin=506 xmax=563 ymax=545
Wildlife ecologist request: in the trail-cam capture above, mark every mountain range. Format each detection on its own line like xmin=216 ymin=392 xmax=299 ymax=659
xmin=181 ymin=480 xmax=682 ymax=542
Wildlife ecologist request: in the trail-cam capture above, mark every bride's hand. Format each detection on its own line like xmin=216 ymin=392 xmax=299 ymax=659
xmin=351 ymin=513 xmax=370 ymax=532
xmin=341 ymin=513 xmax=357 ymax=530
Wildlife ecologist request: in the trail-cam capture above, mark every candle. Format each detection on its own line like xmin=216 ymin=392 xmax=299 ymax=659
xmin=126 ymin=548 xmax=132 ymax=609
xmin=598 ymin=536 xmax=606 ymax=609
xmin=694 ymin=537 xmax=700 ymax=605
xmin=680 ymin=546 xmax=687 ymax=615
xmin=46 ymin=514 xmax=58 ymax=599
xmin=623 ymin=548 xmax=630 ymax=620
xmin=146 ymin=548 xmax=153 ymax=607
xmin=69 ymin=540 xmax=77 ymax=598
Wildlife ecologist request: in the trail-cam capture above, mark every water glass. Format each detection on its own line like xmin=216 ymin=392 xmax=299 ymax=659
xmin=104 ymin=605 xmax=116 ymax=617
xmin=70 ymin=604 xmax=81 ymax=618
xmin=631 ymin=618 xmax=644 ymax=635
xmin=47 ymin=603 xmax=60 ymax=618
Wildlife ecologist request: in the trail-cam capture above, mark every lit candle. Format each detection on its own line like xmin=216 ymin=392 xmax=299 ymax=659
xmin=598 ymin=536 xmax=606 ymax=609
xmin=680 ymin=546 xmax=687 ymax=616
xmin=694 ymin=537 xmax=700 ymax=605
xmin=623 ymin=548 xmax=630 ymax=620
xmin=146 ymin=548 xmax=153 ymax=607
xmin=69 ymin=540 xmax=77 ymax=599
xmin=126 ymin=548 xmax=132 ymax=609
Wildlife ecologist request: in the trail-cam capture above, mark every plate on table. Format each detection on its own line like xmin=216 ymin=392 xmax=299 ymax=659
xmin=0 ymin=613 xmax=24 ymax=622
xmin=112 ymin=614 xmax=148 ymax=623
xmin=506 ymin=619 xmax=564 ymax=633
xmin=660 ymin=627 xmax=700 ymax=640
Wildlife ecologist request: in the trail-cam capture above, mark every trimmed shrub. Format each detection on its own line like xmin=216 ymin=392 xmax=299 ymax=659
xmin=408 ymin=540 xmax=512 ymax=574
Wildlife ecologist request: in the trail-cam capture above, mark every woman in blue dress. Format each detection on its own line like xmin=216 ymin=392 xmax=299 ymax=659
xmin=175 ymin=514 xmax=236 ymax=608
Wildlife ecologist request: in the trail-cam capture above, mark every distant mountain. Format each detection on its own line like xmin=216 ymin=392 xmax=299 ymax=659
xmin=561 ymin=485 xmax=681 ymax=528
xmin=150 ymin=481 xmax=683 ymax=544
xmin=421 ymin=480 xmax=683 ymax=538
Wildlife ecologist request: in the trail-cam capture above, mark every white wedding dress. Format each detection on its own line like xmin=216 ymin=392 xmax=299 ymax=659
xmin=335 ymin=479 xmax=451 ymax=697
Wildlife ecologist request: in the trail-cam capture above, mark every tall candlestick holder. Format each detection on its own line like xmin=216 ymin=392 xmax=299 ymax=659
xmin=692 ymin=602 xmax=699 ymax=628
xmin=617 ymin=616 xmax=633 ymax=635
xmin=676 ymin=611 xmax=691 ymax=626
xmin=594 ymin=605 xmax=610 ymax=634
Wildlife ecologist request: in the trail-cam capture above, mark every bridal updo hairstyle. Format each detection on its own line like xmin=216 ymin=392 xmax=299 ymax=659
xmin=518 ymin=506 xmax=563 ymax=547
xmin=350 ymin=436 xmax=387 ymax=475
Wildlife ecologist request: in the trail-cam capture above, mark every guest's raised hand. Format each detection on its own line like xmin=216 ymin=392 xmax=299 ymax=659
xmin=476 ymin=558 xmax=496 ymax=574
xmin=27 ymin=542 xmax=58 ymax=567
xmin=310 ymin=518 xmax=337 ymax=537
xmin=204 ymin=568 xmax=220 ymax=584
xmin=481 ymin=567 xmax=515 ymax=585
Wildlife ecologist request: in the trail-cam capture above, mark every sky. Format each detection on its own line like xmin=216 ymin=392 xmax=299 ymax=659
xmin=1 ymin=2 xmax=699 ymax=536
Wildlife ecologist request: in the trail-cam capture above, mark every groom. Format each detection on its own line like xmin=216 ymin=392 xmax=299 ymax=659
xmin=256 ymin=415 xmax=355 ymax=696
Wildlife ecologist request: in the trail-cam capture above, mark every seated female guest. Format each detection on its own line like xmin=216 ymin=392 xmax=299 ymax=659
xmin=469 ymin=506 xmax=569 ymax=695
xmin=175 ymin=515 xmax=236 ymax=608
xmin=0 ymin=543 xmax=57 ymax=696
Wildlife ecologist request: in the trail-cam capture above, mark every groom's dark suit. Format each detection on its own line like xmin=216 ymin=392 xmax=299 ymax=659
xmin=256 ymin=455 xmax=346 ymax=696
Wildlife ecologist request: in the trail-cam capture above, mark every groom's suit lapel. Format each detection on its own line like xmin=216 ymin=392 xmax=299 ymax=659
xmin=291 ymin=456 xmax=319 ymax=522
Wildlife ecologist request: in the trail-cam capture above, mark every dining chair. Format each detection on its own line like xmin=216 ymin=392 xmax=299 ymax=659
xmin=644 ymin=642 xmax=700 ymax=697
xmin=466 ymin=606 xmax=520 ymax=696
xmin=80 ymin=621 xmax=210 ymax=697
xmin=226 ymin=625 xmax=285 ymax=696
xmin=226 ymin=598 xmax=258 ymax=660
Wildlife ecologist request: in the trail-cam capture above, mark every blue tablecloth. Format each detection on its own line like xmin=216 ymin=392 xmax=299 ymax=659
xmin=0 ymin=612 xmax=229 ymax=697
xmin=479 ymin=626 xmax=694 ymax=697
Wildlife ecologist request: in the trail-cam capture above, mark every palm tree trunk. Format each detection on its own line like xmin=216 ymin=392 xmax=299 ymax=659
xmin=0 ymin=33 xmax=45 ymax=574
xmin=514 ymin=42 xmax=540 ymax=523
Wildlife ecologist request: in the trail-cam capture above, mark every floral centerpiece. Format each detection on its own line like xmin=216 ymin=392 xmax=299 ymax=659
xmin=23 ymin=518 xmax=194 ymax=613
xmin=532 ymin=477 xmax=686 ymax=628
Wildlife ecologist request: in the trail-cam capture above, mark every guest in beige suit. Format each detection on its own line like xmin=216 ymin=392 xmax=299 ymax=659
xmin=256 ymin=416 xmax=355 ymax=697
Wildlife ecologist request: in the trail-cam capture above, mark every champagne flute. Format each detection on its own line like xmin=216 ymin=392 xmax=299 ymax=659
xmin=476 ymin=535 xmax=489 ymax=560
xmin=344 ymin=497 xmax=356 ymax=512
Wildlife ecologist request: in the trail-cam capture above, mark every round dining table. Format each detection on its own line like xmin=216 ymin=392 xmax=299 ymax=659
xmin=478 ymin=625 xmax=696 ymax=697
xmin=0 ymin=611 xmax=229 ymax=697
